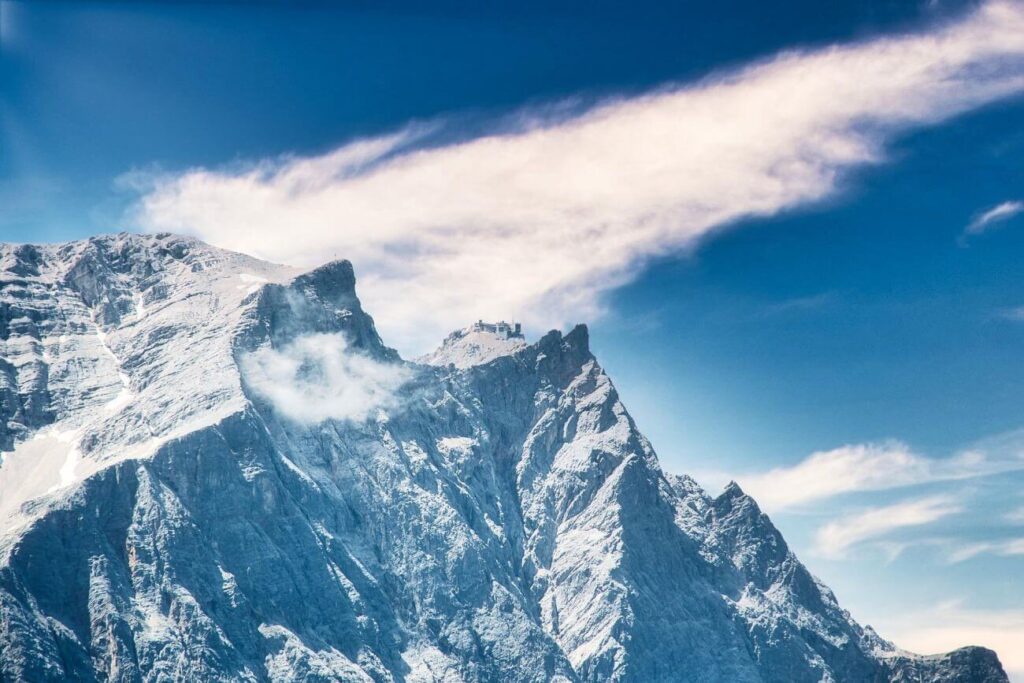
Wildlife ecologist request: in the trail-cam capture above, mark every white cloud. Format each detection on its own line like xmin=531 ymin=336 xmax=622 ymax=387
xmin=870 ymin=534 xmax=1024 ymax=565
xmin=873 ymin=537 xmax=950 ymax=564
xmin=881 ymin=601 xmax=1024 ymax=680
xmin=735 ymin=441 xmax=1021 ymax=511
xmin=964 ymin=200 xmax=1024 ymax=237
xmin=127 ymin=1 xmax=1024 ymax=354
xmin=240 ymin=333 xmax=411 ymax=424
xmin=947 ymin=537 xmax=1024 ymax=563
xmin=814 ymin=495 xmax=962 ymax=559
xmin=999 ymin=306 xmax=1024 ymax=322
xmin=1006 ymin=506 xmax=1024 ymax=524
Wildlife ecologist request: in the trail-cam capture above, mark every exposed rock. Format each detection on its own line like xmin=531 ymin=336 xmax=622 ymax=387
xmin=0 ymin=234 xmax=1008 ymax=682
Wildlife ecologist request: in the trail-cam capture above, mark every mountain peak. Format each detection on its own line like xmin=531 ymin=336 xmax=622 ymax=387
xmin=721 ymin=480 xmax=746 ymax=497
xmin=713 ymin=481 xmax=758 ymax=514
xmin=417 ymin=319 xmax=528 ymax=368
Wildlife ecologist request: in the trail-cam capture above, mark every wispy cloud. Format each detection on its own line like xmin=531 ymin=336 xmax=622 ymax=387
xmin=962 ymin=200 xmax=1024 ymax=242
xmin=874 ymin=537 xmax=950 ymax=564
xmin=872 ymin=533 xmax=1024 ymax=564
xmin=881 ymin=601 xmax=1024 ymax=679
xmin=946 ymin=537 xmax=1024 ymax=563
xmin=735 ymin=441 xmax=1022 ymax=511
xmin=126 ymin=2 xmax=1024 ymax=354
xmin=814 ymin=495 xmax=962 ymax=559
xmin=998 ymin=306 xmax=1024 ymax=322
xmin=760 ymin=292 xmax=835 ymax=317
xmin=240 ymin=333 xmax=411 ymax=424
xmin=1006 ymin=506 xmax=1024 ymax=524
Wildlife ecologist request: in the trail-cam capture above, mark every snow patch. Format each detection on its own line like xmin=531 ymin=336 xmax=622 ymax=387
xmin=237 ymin=272 xmax=269 ymax=295
xmin=134 ymin=292 xmax=147 ymax=320
xmin=0 ymin=427 xmax=81 ymax=535
xmin=54 ymin=431 xmax=82 ymax=491
xmin=418 ymin=324 xmax=527 ymax=369
xmin=437 ymin=436 xmax=477 ymax=453
xmin=93 ymin=318 xmax=136 ymax=414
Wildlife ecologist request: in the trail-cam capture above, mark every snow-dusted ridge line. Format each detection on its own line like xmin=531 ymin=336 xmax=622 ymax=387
xmin=417 ymin=320 xmax=529 ymax=369
xmin=0 ymin=233 xmax=1009 ymax=682
xmin=0 ymin=233 xmax=301 ymax=546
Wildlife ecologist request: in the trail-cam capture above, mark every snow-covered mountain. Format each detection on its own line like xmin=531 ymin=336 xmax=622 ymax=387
xmin=416 ymin=321 xmax=527 ymax=369
xmin=0 ymin=234 xmax=1008 ymax=682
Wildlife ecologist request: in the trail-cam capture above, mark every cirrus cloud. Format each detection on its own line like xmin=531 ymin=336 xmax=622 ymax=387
xmin=733 ymin=440 xmax=1024 ymax=512
xmin=1006 ymin=506 xmax=1024 ymax=524
xmin=946 ymin=537 xmax=1024 ymax=563
xmin=963 ymin=199 xmax=1024 ymax=239
xmin=814 ymin=495 xmax=963 ymax=559
xmin=127 ymin=1 xmax=1024 ymax=354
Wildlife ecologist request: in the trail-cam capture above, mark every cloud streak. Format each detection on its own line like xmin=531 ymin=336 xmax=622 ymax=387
xmin=963 ymin=200 xmax=1024 ymax=239
xmin=1006 ymin=506 xmax=1024 ymax=524
xmin=946 ymin=537 xmax=1024 ymax=563
xmin=998 ymin=306 xmax=1024 ymax=321
xmin=814 ymin=495 xmax=962 ymax=559
xmin=734 ymin=441 xmax=1023 ymax=511
xmin=128 ymin=2 xmax=1024 ymax=354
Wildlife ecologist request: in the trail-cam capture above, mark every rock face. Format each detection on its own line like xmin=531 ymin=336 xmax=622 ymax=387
xmin=0 ymin=234 xmax=1008 ymax=682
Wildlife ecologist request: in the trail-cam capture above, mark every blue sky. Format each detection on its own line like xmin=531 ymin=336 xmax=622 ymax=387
xmin=3 ymin=0 xmax=1024 ymax=675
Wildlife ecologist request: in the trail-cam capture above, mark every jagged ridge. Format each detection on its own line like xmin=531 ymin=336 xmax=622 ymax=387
xmin=0 ymin=234 xmax=1008 ymax=682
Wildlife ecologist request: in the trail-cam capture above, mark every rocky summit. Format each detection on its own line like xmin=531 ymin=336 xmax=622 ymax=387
xmin=0 ymin=233 xmax=1008 ymax=682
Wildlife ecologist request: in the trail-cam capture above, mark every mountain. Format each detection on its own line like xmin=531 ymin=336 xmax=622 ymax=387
xmin=416 ymin=322 xmax=527 ymax=369
xmin=0 ymin=233 xmax=1008 ymax=682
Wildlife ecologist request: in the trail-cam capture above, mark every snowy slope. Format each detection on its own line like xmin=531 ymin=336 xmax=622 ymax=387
xmin=417 ymin=323 xmax=528 ymax=369
xmin=0 ymin=234 xmax=1008 ymax=682
xmin=0 ymin=235 xmax=300 ymax=547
